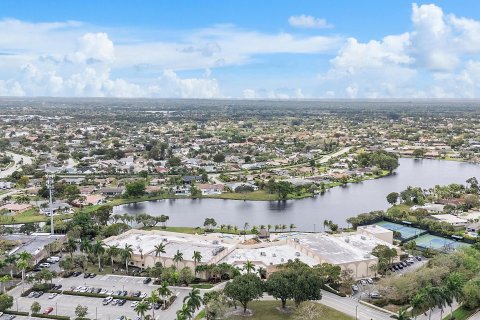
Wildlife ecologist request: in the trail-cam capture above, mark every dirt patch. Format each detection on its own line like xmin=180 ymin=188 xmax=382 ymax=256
xmin=225 ymin=307 xmax=254 ymax=317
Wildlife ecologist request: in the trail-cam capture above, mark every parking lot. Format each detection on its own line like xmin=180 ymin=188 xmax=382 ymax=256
xmin=7 ymin=274 xmax=190 ymax=320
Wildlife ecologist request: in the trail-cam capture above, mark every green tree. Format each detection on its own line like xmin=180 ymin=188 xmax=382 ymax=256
xmin=154 ymin=243 xmax=166 ymax=266
xmin=391 ymin=308 xmax=411 ymax=320
xmin=134 ymin=300 xmax=149 ymax=319
xmin=0 ymin=294 xmax=13 ymax=312
xmin=75 ymin=304 xmax=88 ymax=318
xmin=91 ymin=240 xmax=105 ymax=271
xmin=31 ymin=301 xmax=41 ymax=314
xmin=192 ymin=251 xmax=202 ymax=276
xmin=224 ymin=273 xmax=264 ymax=314
xmin=173 ymin=250 xmax=184 ymax=270
xmin=120 ymin=244 xmax=133 ymax=273
xmin=387 ymin=192 xmax=399 ymax=205
xmin=371 ymin=244 xmax=397 ymax=274
xmin=183 ymin=288 xmax=202 ymax=314
xmin=157 ymin=281 xmax=172 ymax=309
xmin=213 ymin=153 xmax=225 ymax=163
xmin=462 ymin=278 xmax=480 ymax=309
xmin=125 ymin=180 xmax=146 ymax=198
xmin=266 ymin=270 xmax=292 ymax=309
xmin=243 ymin=260 xmax=255 ymax=274
xmin=66 ymin=237 xmax=77 ymax=258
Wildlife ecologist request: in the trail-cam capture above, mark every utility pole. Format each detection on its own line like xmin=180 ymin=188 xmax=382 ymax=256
xmin=47 ymin=175 xmax=54 ymax=235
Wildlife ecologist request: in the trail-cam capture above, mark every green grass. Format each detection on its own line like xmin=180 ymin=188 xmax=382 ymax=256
xmin=191 ymin=283 xmax=214 ymax=289
xmin=442 ymin=306 xmax=478 ymax=320
xmin=0 ymin=209 xmax=73 ymax=225
xmin=225 ymin=301 xmax=353 ymax=320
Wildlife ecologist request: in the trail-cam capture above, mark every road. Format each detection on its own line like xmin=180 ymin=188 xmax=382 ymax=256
xmin=0 ymin=152 xmax=33 ymax=178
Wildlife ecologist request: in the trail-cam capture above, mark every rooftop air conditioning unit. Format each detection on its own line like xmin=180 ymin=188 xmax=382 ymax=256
xmin=163 ymin=238 xmax=168 ymax=242
xmin=272 ymin=253 xmax=276 ymax=257
xmin=260 ymin=252 xmax=266 ymax=256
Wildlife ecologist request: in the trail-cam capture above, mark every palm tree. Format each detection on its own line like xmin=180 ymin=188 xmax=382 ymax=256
xmin=173 ymin=250 xmax=183 ymax=270
xmin=134 ymin=300 xmax=149 ymax=319
xmin=281 ymin=224 xmax=287 ymax=232
xmin=243 ymin=260 xmax=255 ymax=274
xmin=410 ymin=293 xmax=425 ymax=320
xmin=289 ymin=224 xmax=296 ymax=232
xmin=154 ymin=243 xmax=166 ymax=266
xmin=323 ymin=219 xmax=329 ymax=231
xmin=80 ymin=238 xmax=91 ymax=257
xmin=91 ymin=240 xmax=105 ymax=271
xmin=233 ymin=225 xmax=238 ymax=234
xmin=176 ymin=303 xmax=192 ymax=320
xmin=157 ymin=281 xmax=172 ymax=310
xmin=16 ymin=258 xmax=29 ymax=292
xmin=148 ymin=290 xmax=159 ymax=319
xmin=192 ymin=251 xmax=202 ymax=276
xmin=106 ymin=245 xmax=118 ymax=270
xmin=392 ymin=308 xmax=412 ymax=320
xmin=120 ymin=244 xmax=133 ymax=273
xmin=267 ymin=224 xmax=272 ymax=232
xmin=274 ymin=224 xmax=279 ymax=232
xmin=183 ymin=288 xmax=202 ymax=314
xmin=4 ymin=255 xmax=17 ymax=278
xmin=66 ymin=237 xmax=77 ymax=258
xmin=444 ymin=272 xmax=465 ymax=319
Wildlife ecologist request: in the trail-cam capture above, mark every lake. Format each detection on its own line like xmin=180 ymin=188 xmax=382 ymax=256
xmin=113 ymin=158 xmax=480 ymax=230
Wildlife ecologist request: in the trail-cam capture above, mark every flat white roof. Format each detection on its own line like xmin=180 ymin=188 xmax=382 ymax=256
xmin=357 ymin=224 xmax=392 ymax=234
xmin=103 ymin=231 xmax=236 ymax=263
xmin=431 ymin=214 xmax=468 ymax=224
xmin=295 ymin=233 xmax=392 ymax=265
xmin=219 ymin=245 xmax=318 ymax=267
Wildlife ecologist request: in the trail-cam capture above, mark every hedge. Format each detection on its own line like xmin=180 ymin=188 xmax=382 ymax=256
xmin=4 ymin=310 xmax=29 ymax=316
xmin=61 ymin=290 xmax=142 ymax=301
xmin=31 ymin=313 xmax=70 ymax=320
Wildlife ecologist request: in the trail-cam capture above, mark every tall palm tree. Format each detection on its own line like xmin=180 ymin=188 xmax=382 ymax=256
xmin=16 ymin=258 xmax=29 ymax=292
xmin=173 ymin=250 xmax=183 ymax=270
xmin=120 ymin=244 xmax=133 ymax=273
xmin=243 ymin=260 xmax=255 ymax=274
xmin=148 ymin=290 xmax=159 ymax=319
xmin=281 ymin=224 xmax=287 ymax=233
xmin=106 ymin=245 xmax=118 ymax=270
xmin=66 ymin=237 xmax=77 ymax=258
xmin=183 ymin=288 xmax=202 ymax=315
xmin=192 ymin=251 xmax=202 ymax=276
xmin=157 ymin=281 xmax=172 ymax=309
xmin=243 ymin=222 xmax=249 ymax=240
xmin=134 ymin=300 xmax=149 ymax=319
xmin=274 ymin=224 xmax=279 ymax=232
xmin=267 ymin=224 xmax=272 ymax=232
xmin=80 ymin=238 xmax=91 ymax=256
xmin=392 ymin=308 xmax=412 ymax=320
xmin=176 ymin=303 xmax=192 ymax=320
xmin=154 ymin=243 xmax=166 ymax=266
xmin=91 ymin=240 xmax=105 ymax=271
xmin=4 ymin=255 xmax=17 ymax=278
xmin=289 ymin=224 xmax=296 ymax=232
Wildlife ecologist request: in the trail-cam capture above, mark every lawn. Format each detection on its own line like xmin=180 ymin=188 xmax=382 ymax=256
xmin=225 ymin=301 xmax=353 ymax=320
xmin=442 ymin=306 xmax=478 ymax=320
xmin=205 ymin=190 xmax=279 ymax=201
xmin=0 ymin=209 xmax=73 ymax=225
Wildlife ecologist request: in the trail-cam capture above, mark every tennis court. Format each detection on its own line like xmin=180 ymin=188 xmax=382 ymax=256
xmin=375 ymin=221 xmax=426 ymax=239
xmin=414 ymin=234 xmax=471 ymax=252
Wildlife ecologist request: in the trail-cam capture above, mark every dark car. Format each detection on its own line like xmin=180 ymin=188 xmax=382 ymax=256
xmin=397 ymin=264 xmax=403 ymax=269
xmin=133 ymin=291 xmax=141 ymax=297
xmin=153 ymin=303 xmax=161 ymax=310
xmin=33 ymin=267 xmax=42 ymax=272
xmin=118 ymin=299 xmax=126 ymax=306
xmin=122 ymin=290 xmax=128 ymax=296
xmin=36 ymin=291 xmax=44 ymax=297
xmin=95 ymin=288 xmax=102 ymax=294
xmin=89 ymin=273 xmax=97 ymax=278
xmin=143 ymin=277 xmax=152 ymax=284
xmin=72 ymin=271 xmax=81 ymax=277
xmin=83 ymin=273 xmax=91 ymax=278
xmin=416 ymin=256 xmax=422 ymax=261
xmin=401 ymin=261 xmax=408 ymax=267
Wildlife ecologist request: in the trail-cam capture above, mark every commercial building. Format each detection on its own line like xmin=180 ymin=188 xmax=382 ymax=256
xmin=3 ymin=233 xmax=65 ymax=264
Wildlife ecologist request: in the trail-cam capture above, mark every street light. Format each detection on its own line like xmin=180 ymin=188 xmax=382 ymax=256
xmin=47 ymin=175 xmax=55 ymax=235
xmin=355 ymin=304 xmax=358 ymax=320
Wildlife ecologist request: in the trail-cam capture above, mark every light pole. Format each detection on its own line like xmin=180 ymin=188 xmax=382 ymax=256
xmin=56 ymin=302 xmax=57 ymax=315
xmin=355 ymin=304 xmax=358 ymax=320
xmin=95 ymin=306 xmax=97 ymax=320
xmin=47 ymin=175 xmax=55 ymax=235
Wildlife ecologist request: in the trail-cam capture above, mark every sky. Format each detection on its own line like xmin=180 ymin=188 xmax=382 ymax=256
xmin=1 ymin=0 xmax=480 ymax=99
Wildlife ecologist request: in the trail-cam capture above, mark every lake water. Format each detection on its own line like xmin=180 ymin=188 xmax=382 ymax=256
xmin=113 ymin=158 xmax=480 ymax=230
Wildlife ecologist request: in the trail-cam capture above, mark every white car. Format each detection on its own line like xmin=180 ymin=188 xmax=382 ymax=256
xmin=103 ymin=297 xmax=113 ymax=305
xmin=99 ymin=289 xmax=108 ymax=295
xmin=367 ymin=278 xmax=374 ymax=284
xmin=39 ymin=262 xmax=50 ymax=268
xmin=139 ymin=292 xmax=147 ymax=298
xmin=48 ymin=293 xmax=57 ymax=299
xmin=130 ymin=301 xmax=138 ymax=308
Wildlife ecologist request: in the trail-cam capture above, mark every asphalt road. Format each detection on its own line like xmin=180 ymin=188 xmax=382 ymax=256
xmin=0 ymin=152 xmax=33 ymax=179
xmin=8 ymin=274 xmax=190 ymax=320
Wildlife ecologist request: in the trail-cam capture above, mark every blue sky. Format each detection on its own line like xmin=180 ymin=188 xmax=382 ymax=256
xmin=0 ymin=1 xmax=480 ymax=98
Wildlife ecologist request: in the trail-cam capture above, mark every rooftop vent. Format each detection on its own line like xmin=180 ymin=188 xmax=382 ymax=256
xmin=260 ymin=252 xmax=266 ymax=256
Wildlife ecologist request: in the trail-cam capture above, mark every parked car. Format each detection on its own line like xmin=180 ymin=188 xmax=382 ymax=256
xmin=48 ymin=293 xmax=57 ymax=299
xmin=5 ymin=315 xmax=16 ymax=320
xmin=111 ymin=299 xmax=119 ymax=306
xmin=43 ymin=307 xmax=54 ymax=315
xmin=28 ymin=291 xmax=36 ymax=298
xmin=370 ymin=292 xmax=381 ymax=299
xmin=143 ymin=277 xmax=152 ymax=284
xmin=39 ymin=263 xmax=50 ymax=268
xmin=153 ymin=303 xmax=161 ymax=310
xmin=130 ymin=301 xmax=138 ymax=308
xmin=89 ymin=273 xmax=97 ymax=278
xmin=72 ymin=271 xmax=81 ymax=277
xmin=121 ymin=290 xmax=128 ymax=296
xmin=36 ymin=291 xmax=44 ymax=297
xmin=367 ymin=278 xmax=374 ymax=284
xmin=351 ymin=285 xmax=359 ymax=291
xmin=103 ymin=297 xmax=114 ymax=305
xmin=83 ymin=273 xmax=91 ymax=278
xmin=118 ymin=299 xmax=127 ymax=306
xmin=139 ymin=292 xmax=147 ymax=298
xmin=133 ymin=291 xmax=141 ymax=297
xmin=415 ymin=256 xmax=422 ymax=261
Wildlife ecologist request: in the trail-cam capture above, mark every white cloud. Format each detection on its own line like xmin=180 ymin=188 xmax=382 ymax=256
xmin=289 ymin=15 xmax=333 ymax=29
xmin=150 ymin=69 xmax=222 ymax=98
